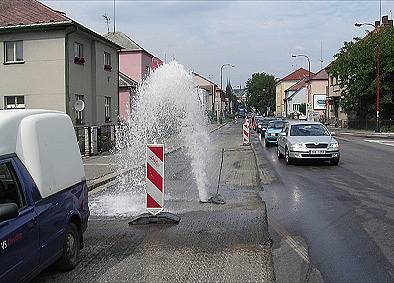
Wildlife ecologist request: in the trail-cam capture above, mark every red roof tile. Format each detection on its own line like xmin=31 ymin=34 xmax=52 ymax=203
xmin=309 ymin=68 xmax=328 ymax=81
xmin=279 ymin=68 xmax=314 ymax=82
xmin=0 ymin=0 xmax=71 ymax=28
xmin=286 ymin=78 xmax=307 ymax=92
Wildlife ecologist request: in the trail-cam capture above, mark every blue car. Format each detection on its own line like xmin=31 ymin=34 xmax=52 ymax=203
xmin=264 ymin=120 xmax=287 ymax=146
xmin=0 ymin=110 xmax=89 ymax=282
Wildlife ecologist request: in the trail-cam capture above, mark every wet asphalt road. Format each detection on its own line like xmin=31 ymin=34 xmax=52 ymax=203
xmin=34 ymin=122 xmax=274 ymax=282
xmin=255 ymin=132 xmax=394 ymax=282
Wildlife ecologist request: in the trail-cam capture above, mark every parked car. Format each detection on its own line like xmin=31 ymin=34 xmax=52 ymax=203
xmin=277 ymin=121 xmax=340 ymax=165
xmin=253 ymin=116 xmax=264 ymax=131
xmin=264 ymin=120 xmax=286 ymax=146
xmin=0 ymin=110 xmax=89 ymax=282
xmin=257 ymin=117 xmax=275 ymax=134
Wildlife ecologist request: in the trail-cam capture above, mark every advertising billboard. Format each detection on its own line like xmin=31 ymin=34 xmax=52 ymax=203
xmin=313 ymin=94 xmax=326 ymax=110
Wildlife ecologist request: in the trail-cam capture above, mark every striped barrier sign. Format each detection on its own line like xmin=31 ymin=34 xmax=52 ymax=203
xmin=243 ymin=122 xmax=250 ymax=145
xmin=146 ymin=144 xmax=164 ymax=215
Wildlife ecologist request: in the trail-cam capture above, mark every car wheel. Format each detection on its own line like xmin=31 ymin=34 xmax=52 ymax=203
xmin=265 ymin=140 xmax=269 ymax=147
xmin=285 ymin=147 xmax=293 ymax=165
xmin=330 ymin=157 xmax=339 ymax=166
xmin=277 ymin=146 xmax=283 ymax=159
xmin=56 ymin=222 xmax=81 ymax=271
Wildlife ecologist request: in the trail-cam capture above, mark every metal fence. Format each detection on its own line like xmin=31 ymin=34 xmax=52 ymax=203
xmin=75 ymin=126 xmax=86 ymax=155
xmin=347 ymin=119 xmax=394 ymax=131
xmin=74 ymin=125 xmax=115 ymax=156
xmin=97 ymin=125 xmax=115 ymax=153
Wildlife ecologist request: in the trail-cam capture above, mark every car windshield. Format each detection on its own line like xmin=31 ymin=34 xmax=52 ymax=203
xmin=290 ymin=124 xmax=330 ymax=136
xmin=268 ymin=121 xmax=284 ymax=129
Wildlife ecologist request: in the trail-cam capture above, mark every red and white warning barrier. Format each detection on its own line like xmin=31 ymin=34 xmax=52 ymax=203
xmin=146 ymin=144 xmax=164 ymax=215
xmin=243 ymin=122 xmax=250 ymax=145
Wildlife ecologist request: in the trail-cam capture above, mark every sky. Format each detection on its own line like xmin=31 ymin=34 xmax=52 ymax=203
xmin=43 ymin=0 xmax=394 ymax=87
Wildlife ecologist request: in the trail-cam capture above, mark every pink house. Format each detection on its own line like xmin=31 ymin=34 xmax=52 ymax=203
xmin=104 ymin=31 xmax=162 ymax=83
xmin=104 ymin=32 xmax=163 ymax=122
xmin=118 ymin=72 xmax=138 ymax=121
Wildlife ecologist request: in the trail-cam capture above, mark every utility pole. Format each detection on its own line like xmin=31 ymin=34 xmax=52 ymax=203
xmin=113 ymin=0 xmax=116 ymax=32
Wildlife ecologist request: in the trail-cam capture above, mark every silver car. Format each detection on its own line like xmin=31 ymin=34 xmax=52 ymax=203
xmin=277 ymin=121 xmax=340 ymax=165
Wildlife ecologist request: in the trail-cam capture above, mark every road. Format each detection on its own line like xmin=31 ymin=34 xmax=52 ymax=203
xmin=254 ymin=131 xmax=394 ymax=282
xmin=34 ymin=122 xmax=274 ymax=282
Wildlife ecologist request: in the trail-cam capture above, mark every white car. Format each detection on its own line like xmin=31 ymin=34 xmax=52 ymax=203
xmin=277 ymin=121 xmax=340 ymax=165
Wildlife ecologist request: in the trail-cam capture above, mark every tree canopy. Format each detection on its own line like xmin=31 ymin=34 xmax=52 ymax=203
xmin=329 ymin=26 xmax=394 ymax=119
xmin=245 ymin=72 xmax=276 ymax=114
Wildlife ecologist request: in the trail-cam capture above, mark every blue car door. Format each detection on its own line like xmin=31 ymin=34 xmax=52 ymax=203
xmin=0 ymin=159 xmax=39 ymax=282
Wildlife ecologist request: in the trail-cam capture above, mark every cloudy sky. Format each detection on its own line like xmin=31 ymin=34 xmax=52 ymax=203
xmin=43 ymin=0 xmax=394 ymax=87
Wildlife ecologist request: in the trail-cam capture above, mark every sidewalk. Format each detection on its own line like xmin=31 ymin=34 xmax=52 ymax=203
xmin=84 ymin=122 xmax=229 ymax=189
xmin=84 ymin=120 xmax=274 ymax=282
xmin=328 ymin=126 xmax=394 ymax=139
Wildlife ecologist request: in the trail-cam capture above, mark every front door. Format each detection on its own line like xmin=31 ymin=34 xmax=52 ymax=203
xmin=0 ymin=159 xmax=39 ymax=282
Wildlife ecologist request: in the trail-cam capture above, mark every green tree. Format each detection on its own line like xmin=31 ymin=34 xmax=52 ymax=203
xmin=225 ymin=81 xmax=237 ymax=113
xmin=330 ymin=26 xmax=394 ymax=119
xmin=245 ymin=72 xmax=276 ymax=114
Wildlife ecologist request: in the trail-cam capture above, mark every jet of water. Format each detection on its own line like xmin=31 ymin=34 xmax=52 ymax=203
xmin=116 ymin=61 xmax=211 ymax=203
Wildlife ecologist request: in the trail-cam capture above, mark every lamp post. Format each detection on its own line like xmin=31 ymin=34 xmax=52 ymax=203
xmin=355 ymin=22 xmax=381 ymax=132
xmin=219 ymin=63 xmax=235 ymax=123
xmin=292 ymin=54 xmax=312 ymax=120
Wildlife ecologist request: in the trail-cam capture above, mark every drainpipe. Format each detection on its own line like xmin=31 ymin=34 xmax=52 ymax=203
xmin=65 ymin=25 xmax=77 ymax=115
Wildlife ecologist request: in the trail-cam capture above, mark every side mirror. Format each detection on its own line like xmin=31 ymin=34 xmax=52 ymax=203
xmin=0 ymin=203 xmax=19 ymax=222
xmin=331 ymin=132 xmax=336 ymax=136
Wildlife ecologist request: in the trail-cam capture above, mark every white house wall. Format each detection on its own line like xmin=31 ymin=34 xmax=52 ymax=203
xmin=0 ymin=30 xmax=66 ymax=111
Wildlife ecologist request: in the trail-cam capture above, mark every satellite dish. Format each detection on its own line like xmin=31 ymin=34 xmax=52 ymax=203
xmin=74 ymin=100 xmax=85 ymax=112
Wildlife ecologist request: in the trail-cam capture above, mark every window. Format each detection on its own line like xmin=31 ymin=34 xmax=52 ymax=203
xmin=105 ymin=97 xmax=111 ymax=122
xmin=4 ymin=41 xmax=23 ymax=63
xmin=145 ymin=65 xmax=151 ymax=77
xmin=292 ymin=104 xmax=300 ymax=112
xmin=104 ymin=52 xmax=112 ymax=71
xmin=4 ymin=96 xmax=25 ymax=109
xmin=75 ymin=95 xmax=84 ymax=124
xmin=0 ymin=162 xmax=26 ymax=209
xmin=74 ymin=42 xmax=85 ymax=64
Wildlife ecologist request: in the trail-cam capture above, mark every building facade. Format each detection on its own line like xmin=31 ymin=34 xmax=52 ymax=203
xmin=284 ymin=79 xmax=307 ymax=118
xmin=276 ymin=68 xmax=314 ymax=116
xmin=325 ymin=65 xmax=348 ymax=127
xmin=306 ymin=68 xmax=328 ymax=122
xmin=0 ymin=0 xmax=121 ymax=155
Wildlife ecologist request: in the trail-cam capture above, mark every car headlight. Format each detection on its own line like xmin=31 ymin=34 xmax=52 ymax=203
xmin=328 ymin=142 xmax=339 ymax=150
xmin=291 ymin=143 xmax=307 ymax=151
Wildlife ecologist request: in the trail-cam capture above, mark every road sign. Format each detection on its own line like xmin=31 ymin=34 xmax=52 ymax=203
xmin=243 ymin=122 xmax=250 ymax=145
xmin=146 ymin=144 xmax=164 ymax=215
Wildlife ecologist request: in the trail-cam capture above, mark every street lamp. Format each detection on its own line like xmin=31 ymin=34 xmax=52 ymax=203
xmin=355 ymin=22 xmax=381 ymax=132
xmin=292 ymin=54 xmax=312 ymax=119
xmin=219 ymin=63 xmax=235 ymax=123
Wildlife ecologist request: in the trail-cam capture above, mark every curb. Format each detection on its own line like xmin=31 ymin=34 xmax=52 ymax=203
xmin=336 ymin=132 xmax=394 ymax=140
xmin=87 ymin=122 xmax=230 ymax=191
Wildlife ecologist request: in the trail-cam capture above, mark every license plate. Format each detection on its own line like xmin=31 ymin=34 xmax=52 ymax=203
xmin=310 ymin=150 xmax=325 ymax=155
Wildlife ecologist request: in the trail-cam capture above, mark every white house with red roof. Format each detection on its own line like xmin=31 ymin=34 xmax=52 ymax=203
xmin=275 ymin=68 xmax=314 ymax=117
xmin=284 ymin=78 xmax=308 ymax=117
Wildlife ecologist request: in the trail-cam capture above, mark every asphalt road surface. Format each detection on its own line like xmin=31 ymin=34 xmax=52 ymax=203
xmin=34 ymin=122 xmax=274 ymax=282
xmin=255 ymin=132 xmax=394 ymax=282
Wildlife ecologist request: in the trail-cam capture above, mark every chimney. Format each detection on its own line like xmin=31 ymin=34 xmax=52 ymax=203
xmin=382 ymin=15 xmax=389 ymax=25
